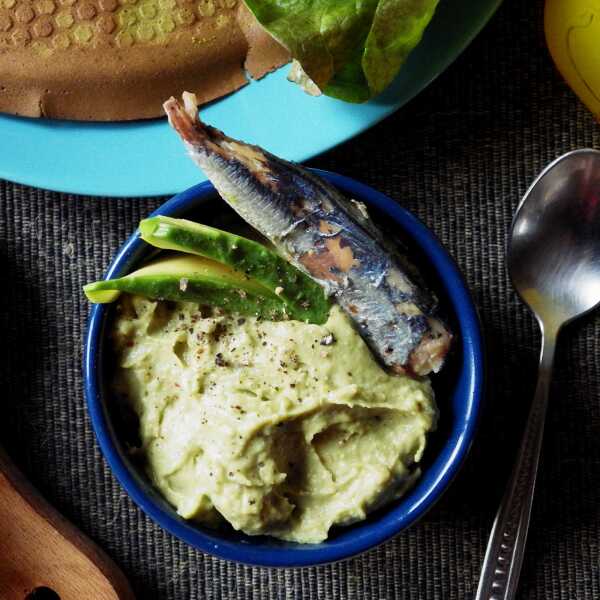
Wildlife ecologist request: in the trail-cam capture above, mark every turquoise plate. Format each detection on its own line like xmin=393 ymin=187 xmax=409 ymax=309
xmin=0 ymin=0 xmax=501 ymax=197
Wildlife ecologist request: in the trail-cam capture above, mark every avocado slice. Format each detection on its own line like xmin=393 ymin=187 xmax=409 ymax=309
xmin=84 ymin=254 xmax=289 ymax=320
xmin=139 ymin=216 xmax=330 ymax=324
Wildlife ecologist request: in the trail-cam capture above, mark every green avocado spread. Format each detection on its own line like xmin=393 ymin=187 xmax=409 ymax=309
xmin=112 ymin=295 xmax=437 ymax=543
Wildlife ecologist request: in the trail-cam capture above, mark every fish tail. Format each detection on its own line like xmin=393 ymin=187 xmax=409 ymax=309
xmin=163 ymin=94 xmax=226 ymax=152
xmin=163 ymin=95 xmax=201 ymax=144
xmin=165 ymin=93 xmax=288 ymax=200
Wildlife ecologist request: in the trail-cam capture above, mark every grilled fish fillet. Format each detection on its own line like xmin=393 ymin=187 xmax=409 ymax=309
xmin=163 ymin=93 xmax=452 ymax=376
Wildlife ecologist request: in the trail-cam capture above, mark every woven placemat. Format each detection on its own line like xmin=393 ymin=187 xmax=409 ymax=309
xmin=2 ymin=1 xmax=600 ymax=598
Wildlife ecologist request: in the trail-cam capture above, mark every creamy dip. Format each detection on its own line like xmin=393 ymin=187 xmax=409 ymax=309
xmin=112 ymin=295 xmax=437 ymax=543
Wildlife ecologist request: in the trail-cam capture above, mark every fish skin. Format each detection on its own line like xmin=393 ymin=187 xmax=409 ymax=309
xmin=164 ymin=94 xmax=452 ymax=376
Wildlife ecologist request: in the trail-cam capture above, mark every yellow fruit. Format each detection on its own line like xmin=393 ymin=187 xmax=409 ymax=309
xmin=545 ymin=0 xmax=600 ymax=120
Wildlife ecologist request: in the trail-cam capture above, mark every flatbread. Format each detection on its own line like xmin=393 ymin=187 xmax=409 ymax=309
xmin=0 ymin=0 xmax=289 ymax=120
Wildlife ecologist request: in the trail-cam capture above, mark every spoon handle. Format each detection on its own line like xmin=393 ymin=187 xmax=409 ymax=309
xmin=475 ymin=328 xmax=557 ymax=600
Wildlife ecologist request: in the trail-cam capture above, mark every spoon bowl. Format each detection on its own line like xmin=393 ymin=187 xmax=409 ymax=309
xmin=509 ymin=149 xmax=600 ymax=328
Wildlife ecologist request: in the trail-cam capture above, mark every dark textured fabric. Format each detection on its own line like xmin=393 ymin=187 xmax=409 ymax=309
xmin=2 ymin=1 xmax=600 ymax=598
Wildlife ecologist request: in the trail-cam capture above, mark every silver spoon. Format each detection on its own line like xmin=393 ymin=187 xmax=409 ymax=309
xmin=476 ymin=149 xmax=600 ymax=600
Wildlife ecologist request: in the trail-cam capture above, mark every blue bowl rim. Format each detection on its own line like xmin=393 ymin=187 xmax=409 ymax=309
xmin=84 ymin=170 xmax=484 ymax=568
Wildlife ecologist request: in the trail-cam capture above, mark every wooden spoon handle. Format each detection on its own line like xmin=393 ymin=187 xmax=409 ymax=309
xmin=0 ymin=447 xmax=135 ymax=600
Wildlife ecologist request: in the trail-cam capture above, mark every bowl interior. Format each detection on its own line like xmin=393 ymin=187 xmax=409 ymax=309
xmin=85 ymin=171 xmax=483 ymax=567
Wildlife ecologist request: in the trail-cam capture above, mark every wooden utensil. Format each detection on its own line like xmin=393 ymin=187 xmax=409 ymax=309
xmin=0 ymin=447 xmax=135 ymax=600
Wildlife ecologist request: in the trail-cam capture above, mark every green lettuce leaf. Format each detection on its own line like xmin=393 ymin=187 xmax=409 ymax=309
xmin=243 ymin=0 xmax=439 ymax=102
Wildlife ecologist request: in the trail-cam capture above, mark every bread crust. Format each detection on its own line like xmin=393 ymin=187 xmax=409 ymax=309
xmin=0 ymin=0 xmax=289 ymax=120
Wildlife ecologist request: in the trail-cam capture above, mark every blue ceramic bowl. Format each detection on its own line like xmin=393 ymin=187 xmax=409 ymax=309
xmin=84 ymin=171 xmax=484 ymax=567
